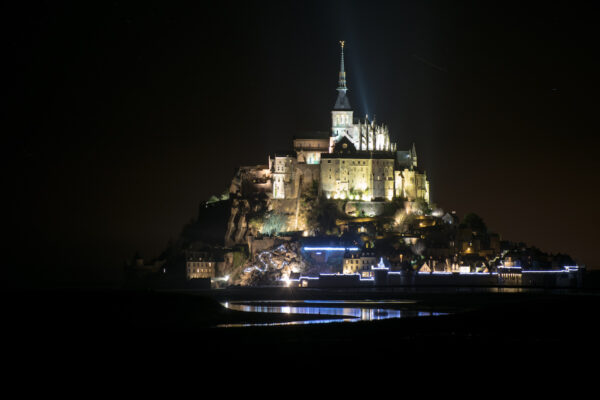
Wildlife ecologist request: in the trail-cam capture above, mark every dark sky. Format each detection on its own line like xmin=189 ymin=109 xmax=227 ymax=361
xmin=6 ymin=1 xmax=599 ymax=287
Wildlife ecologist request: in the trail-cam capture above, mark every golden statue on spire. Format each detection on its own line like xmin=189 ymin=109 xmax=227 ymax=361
xmin=340 ymin=40 xmax=345 ymax=48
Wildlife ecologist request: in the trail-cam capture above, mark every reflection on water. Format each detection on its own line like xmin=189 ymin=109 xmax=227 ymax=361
xmin=218 ymin=300 xmax=446 ymax=328
xmin=240 ymin=300 xmax=417 ymax=305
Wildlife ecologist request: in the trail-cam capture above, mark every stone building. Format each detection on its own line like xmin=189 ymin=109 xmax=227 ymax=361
xmin=231 ymin=41 xmax=430 ymax=212
xmin=185 ymin=251 xmax=223 ymax=280
xmin=320 ymin=137 xmax=395 ymax=200
xmin=343 ymin=250 xmax=378 ymax=277
xmin=268 ymin=41 xmax=429 ymax=204
xmin=294 ymin=136 xmax=330 ymax=165
xmin=272 ymin=153 xmax=296 ymax=199
xmin=229 ymin=165 xmax=272 ymax=197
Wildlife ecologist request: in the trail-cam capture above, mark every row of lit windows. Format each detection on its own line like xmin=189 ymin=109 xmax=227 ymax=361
xmin=295 ymin=142 xmax=326 ymax=148
xmin=188 ymin=262 xmax=213 ymax=267
xmin=326 ymin=160 xmax=371 ymax=165
xmin=335 ymin=114 xmax=351 ymax=125
xmin=189 ymin=268 xmax=211 ymax=273
xmin=345 ymin=259 xmax=376 ymax=264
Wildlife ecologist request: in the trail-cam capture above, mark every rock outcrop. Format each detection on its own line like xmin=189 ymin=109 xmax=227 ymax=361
xmin=224 ymin=197 xmax=269 ymax=247
xmin=239 ymin=242 xmax=307 ymax=286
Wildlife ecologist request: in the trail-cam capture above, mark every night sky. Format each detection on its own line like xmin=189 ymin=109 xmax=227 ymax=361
xmin=6 ymin=1 xmax=599 ymax=287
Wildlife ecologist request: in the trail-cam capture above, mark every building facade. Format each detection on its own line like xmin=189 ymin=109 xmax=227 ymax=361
xmin=343 ymin=250 xmax=378 ymax=277
xmin=272 ymin=154 xmax=296 ymax=199
xmin=294 ymin=137 xmax=330 ymax=165
xmin=185 ymin=251 xmax=219 ymax=280
xmin=320 ymin=138 xmax=395 ymax=200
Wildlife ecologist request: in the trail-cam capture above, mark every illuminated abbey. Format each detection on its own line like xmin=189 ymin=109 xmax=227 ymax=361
xmin=190 ymin=42 xmax=582 ymax=289
xmin=271 ymin=41 xmax=430 ymax=203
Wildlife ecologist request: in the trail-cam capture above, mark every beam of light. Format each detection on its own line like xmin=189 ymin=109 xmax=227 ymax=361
xmin=412 ymin=54 xmax=448 ymax=73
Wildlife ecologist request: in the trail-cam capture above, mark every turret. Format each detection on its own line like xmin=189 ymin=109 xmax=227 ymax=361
xmin=411 ymin=143 xmax=418 ymax=167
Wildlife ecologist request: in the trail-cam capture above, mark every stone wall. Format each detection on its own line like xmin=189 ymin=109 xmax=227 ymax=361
xmin=344 ymin=201 xmax=386 ymax=217
xmin=295 ymin=164 xmax=320 ymax=192
xmin=230 ymin=165 xmax=272 ymax=197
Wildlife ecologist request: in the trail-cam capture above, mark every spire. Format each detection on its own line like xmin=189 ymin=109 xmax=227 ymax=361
xmin=334 ymin=40 xmax=351 ymax=110
xmin=337 ymin=40 xmax=347 ymax=91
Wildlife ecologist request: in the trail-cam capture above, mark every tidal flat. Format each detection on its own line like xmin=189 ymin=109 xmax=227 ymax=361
xmin=4 ymin=287 xmax=599 ymax=363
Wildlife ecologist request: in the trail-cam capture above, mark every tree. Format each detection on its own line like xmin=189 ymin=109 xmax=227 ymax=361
xmin=307 ymin=197 xmax=343 ymax=234
xmin=461 ymin=213 xmax=487 ymax=233
xmin=383 ymin=197 xmax=405 ymax=216
xmin=413 ymin=199 xmax=431 ymax=215
xmin=261 ymin=211 xmax=288 ymax=235
xmin=206 ymin=195 xmax=220 ymax=204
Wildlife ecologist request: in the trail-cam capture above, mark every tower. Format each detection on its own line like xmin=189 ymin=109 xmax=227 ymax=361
xmin=331 ymin=41 xmax=355 ymax=145
xmin=411 ymin=143 xmax=418 ymax=168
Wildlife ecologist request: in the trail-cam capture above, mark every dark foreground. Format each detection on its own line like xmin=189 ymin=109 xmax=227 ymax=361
xmin=4 ymin=287 xmax=600 ymax=367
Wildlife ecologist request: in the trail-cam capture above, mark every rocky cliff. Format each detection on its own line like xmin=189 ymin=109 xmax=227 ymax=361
xmin=224 ymin=197 xmax=269 ymax=247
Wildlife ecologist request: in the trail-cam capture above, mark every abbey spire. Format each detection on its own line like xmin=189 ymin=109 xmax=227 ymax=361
xmin=334 ymin=41 xmax=351 ymax=110
xmin=337 ymin=40 xmax=347 ymax=91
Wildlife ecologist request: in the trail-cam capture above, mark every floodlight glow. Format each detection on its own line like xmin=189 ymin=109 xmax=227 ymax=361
xmin=498 ymin=266 xmax=522 ymax=270
xmin=303 ymin=247 xmax=360 ymax=251
xmin=458 ymin=272 xmax=489 ymax=275
xmin=522 ymin=270 xmax=572 ymax=274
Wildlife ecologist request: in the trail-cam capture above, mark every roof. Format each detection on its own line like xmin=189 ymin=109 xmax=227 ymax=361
xmin=332 ymin=136 xmax=356 ymax=153
xmin=396 ymin=150 xmax=414 ymax=168
xmin=344 ymin=250 xmax=377 ymax=259
xmin=273 ymin=151 xmax=296 ymax=158
xmin=321 ymin=151 xmax=396 ymax=160
xmin=334 ymin=90 xmax=352 ymax=110
xmin=293 ymin=131 xmax=330 ymax=140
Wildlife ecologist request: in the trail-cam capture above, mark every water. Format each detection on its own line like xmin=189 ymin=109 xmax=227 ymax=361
xmin=218 ymin=300 xmax=447 ymax=328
